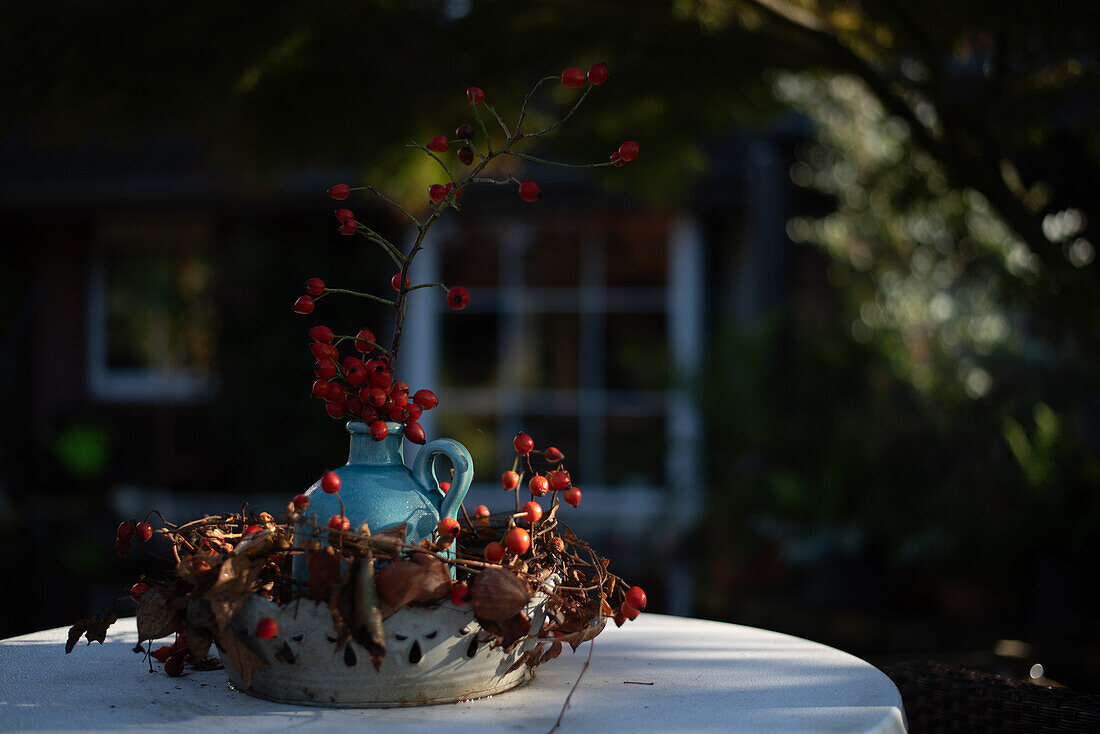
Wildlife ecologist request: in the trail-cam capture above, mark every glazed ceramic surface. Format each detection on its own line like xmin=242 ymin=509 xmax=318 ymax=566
xmin=298 ymin=421 xmax=472 ymax=547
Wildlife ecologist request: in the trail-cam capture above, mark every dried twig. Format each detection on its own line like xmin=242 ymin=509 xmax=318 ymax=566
xmin=546 ymin=638 xmax=595 ymax=734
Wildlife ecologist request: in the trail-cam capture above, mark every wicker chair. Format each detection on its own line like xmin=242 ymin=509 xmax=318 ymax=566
xmin=884 ymin=660 xmax=1100 ymax=733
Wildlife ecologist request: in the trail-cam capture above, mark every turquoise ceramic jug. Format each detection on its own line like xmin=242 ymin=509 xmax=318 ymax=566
xmin=297 ymin=420 xmax=473 ymax=552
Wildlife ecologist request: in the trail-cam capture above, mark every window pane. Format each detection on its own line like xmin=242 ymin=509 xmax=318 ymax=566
xmin=521 ymin=313 xmax=580 ymax=390
xmin=103 ymin=249 xmax=215 ymax=374
xmin=440 ymin=312 xmax=499 ymax=387
xmin=441 ymin=222 xmax=500 ymax=288
xmin=525 ymin=218 xmax=579 ymax=286
xmin=605 ymin=313 xmax=670 ymax=390
xmin=605 ymin=414 xmax=666 ymax=487
xmin=607 ymin=214 xmax=669 ymax=287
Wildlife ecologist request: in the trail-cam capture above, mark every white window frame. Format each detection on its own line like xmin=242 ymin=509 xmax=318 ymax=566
xmin=403 ymin=212 xmax=705 ymax=613
xmin=87 ymin=218 xmax=217 ymax=403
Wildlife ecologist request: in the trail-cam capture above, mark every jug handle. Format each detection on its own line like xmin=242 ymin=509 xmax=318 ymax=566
xmin=411 ymin=438 xmax=474 ymax=520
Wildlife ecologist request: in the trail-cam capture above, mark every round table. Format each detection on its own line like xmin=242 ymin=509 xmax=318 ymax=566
xmin=0 ymin=614 xmax=906 ymax=733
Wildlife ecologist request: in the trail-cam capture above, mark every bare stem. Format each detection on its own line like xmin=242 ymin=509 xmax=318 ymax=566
xmin=503 ymin=150 xmax=613 ymax=170
xmin=407 ymin=143 xmax=456 ymax=183
xmin=516 ymin=75 xmax=558 ymax=134
xmin=321 ymin=287 xmax=395 ymax=306
xmin=546 ymin=638 xmax=595 ymax=734
xmin=332 ymin=334 xmax=389 ymax=354
xmin=357 ymin=184 xmax=420 ymax=226
xmin=483 ymin=102 xmax=513 ymax=138
xmin=522 ymin=85 xmax=592 ymax=139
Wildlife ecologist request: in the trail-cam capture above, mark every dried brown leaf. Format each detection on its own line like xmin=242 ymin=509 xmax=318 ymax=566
xmin=209 ymin=553 xmax=262 ymax=600
xmin=411 ymin=555 xmax=450 ymax=602
xmin=352 ymin=558 xmax=385 ymax=656
xmin=186 ymin=598 xmax=216 ymax=630
xmin=214 ymin=626 xmax=268 ymax=689
xmin=185 ymin=624 xmax=214 ymax=660
xmin=471 ymin=568 xmax=531 ymax=623
xmin=375 ymin=561 xmax=426 ymax=617
xmin=84 ymin=609 xmax=118 ymax=646
xmin=557 ymin=618 xmax=606 ymax=652
xmin=328 ymin=564 xmax=354 ymax=650
xmin=305 ymin=545 xmax=342 ymax=599
xmin=369 ymin=523 xmax=407 ymax=555
xmin=483 ymin=612 xmax=531 ymax=651
xmin=65 ymin=620 xmax=88 ymax=654
xmin=507 ymin=647 xmax=536 ymax=674
xmin=136 ymin=588 xmax=178 ymax=641
xmin=545 ymin=639 xmax=563 ymax=661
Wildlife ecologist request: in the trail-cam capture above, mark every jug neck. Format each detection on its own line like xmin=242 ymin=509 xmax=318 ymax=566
xmin=347 ymin=421 xmax=405 ymax=465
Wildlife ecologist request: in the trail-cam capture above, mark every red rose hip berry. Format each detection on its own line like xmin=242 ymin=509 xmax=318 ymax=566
xmin=353 ymin=328 xmax=376 ymax=352
xmin=466 ymin=87 xmax=485 ymax=105
xmin=131 ymin=582 xmax=150 ymax=599
xmin=293 ymin=494 xmax=309 ymax=510
xmin=255 ymin=617 xmax=279 ymax=639
xmin=304 ymin=277 xmax=326 ymax=296
xmin=437 ymin=517 xmax=461 ymax=538
xmin=315 ymin=359 xmax=337 ymax=380
xmin=164 ymin=655 xmax=185 ymax=677
xmin=521 ymin=501 xmax=543 ymax=523
xmin=618 ymin=141 xmax=639 ymax=162
xmin=451 ymin=582 xmax=471 ymax=605
xmin=327 ymin=183 xmax=350 ymax=200
xmin=549 ymin=470 xmax=570 ymax=492
xmin=563 ymin=486 xmax=582 ymax=507
xmin=626 ymin=585 xmax=647 ymax=610
xmin=117 ymin=521 xmax=135 ymax=543
xmin=529 ymin=475 xmax=549 ymax=497
xmin=518 ymin=180 xmax=540 ymax=202
xmin=339 ymin=219 xmax=358 ymax=235
xmin=309 ymin=325 xmax=334 ymax=343
xmin=587 ymin=62 xmax=609 ymax=85
xmin=513 ymin=433 xmax=534 ymax=455
xmin=321 ymin=471 xmax=341 ymax=494
xmin=560 ymin=67 xmax=586 ymax=88
xmin=501 ymin=470 xmax=521 ymax=490
xmin=505 ymin=527 xmax=531 ymax=555
xmin=485 ymin=541 xmax=505 ymax=563
xmin=457 ymin=146 xmax=474 ymax=165
xmin=369 ymin=421 xmax=389 ymax=441
xmin=446 ymin=286 xmax=470 ymax=310
xmin=413 ymin=389 xmax=438 ymax=410
xmin=545 ymin=446 xmax=563 ymax=463
xmin=328 ymin=514 xmax=351 ymax=531
xmin=426 ymin=135 xmax=449 ymax=153
xmin=404 ymin=421 xmax=426 ymax=445
xmin=293 ymin=295 xmax=315 ymax=314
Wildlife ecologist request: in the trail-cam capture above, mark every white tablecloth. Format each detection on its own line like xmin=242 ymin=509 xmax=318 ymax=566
xmin=0 ymin=614 xmax=906 ymax=733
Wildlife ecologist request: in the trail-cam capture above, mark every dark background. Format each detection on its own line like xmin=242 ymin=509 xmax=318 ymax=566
xmin=1 ymin=1 xmax=1098 ymax=691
